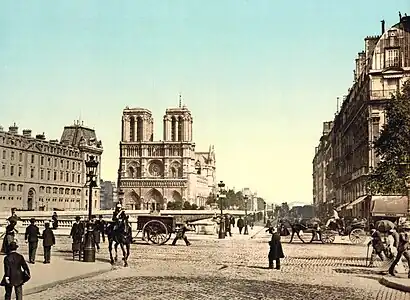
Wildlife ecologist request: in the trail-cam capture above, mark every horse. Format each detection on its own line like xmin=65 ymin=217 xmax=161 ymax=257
xmin=279 ymin=218 xmax=320 ymax=243
xmin=106 ymin=218 xmax=132 ymax=267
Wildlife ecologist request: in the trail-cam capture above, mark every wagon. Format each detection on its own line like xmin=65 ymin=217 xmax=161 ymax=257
xmin=132 ymin=215 xmax=177 ymax=245
xmin=320 ymin=217 xmax=367 ymax=244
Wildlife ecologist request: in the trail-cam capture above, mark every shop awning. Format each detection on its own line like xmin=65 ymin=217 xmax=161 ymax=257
xmin=371 ymin=196 xmax=408 ymax=217
xmin=336 ymin=202 xmax=350 ymax=211
xmin=346 ymin=196 xmax=368 ymax=210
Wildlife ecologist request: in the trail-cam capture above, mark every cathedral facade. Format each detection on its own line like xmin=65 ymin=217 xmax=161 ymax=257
xmin=117 ymin=105 xmax=216 ymax=210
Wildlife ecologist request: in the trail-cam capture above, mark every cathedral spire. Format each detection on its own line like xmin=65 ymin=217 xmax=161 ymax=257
xmin=179 ymin=93 xmax=182 ymax=108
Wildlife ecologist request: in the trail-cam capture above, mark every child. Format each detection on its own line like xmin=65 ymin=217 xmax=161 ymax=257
xmin=268 ymin=227 xmax=284 ymax=270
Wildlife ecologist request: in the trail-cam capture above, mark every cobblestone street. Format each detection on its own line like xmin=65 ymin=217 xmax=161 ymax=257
xmin=21 ymin=231 xmax=410 ymax=300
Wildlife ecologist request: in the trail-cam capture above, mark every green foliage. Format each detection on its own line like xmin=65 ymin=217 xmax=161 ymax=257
xmin=369 ymin=81 xmax=410 ymax=195
xmin=166 ymin=200 xmax=183 ymax=210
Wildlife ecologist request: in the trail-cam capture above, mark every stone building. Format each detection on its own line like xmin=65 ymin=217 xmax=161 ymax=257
xmin=117 ymin=104 xmax=216 ymax=210
xmin=0 ymin=121 xmax=103 ymax=211
xmin=313 ymin=14 xmax=410 ymax=220
xmin=100 ymin=180 xmax=117 ymax=209
xmin=312 ymin=121 xmax=333 ymax=218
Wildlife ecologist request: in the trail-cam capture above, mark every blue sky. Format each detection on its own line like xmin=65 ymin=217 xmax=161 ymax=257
xmin=0 ymin=1 xmax=409 ymax=204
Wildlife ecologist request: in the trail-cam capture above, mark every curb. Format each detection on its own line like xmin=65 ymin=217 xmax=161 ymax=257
xmin=379 ymin=276 xmax=410 ymax=293
xmin=24 ymin=265 xmax=113 ymax=296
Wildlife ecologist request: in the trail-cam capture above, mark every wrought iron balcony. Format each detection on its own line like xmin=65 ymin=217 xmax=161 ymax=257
xmin=370 ymin=89 xmax=397 ymax=100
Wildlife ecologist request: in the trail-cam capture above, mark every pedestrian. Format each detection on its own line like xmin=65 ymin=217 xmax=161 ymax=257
xmin=268 ymin=227 xmax=284 ymax=270
xmin=91 ymin=215 xmax=101 ymax=252
xmin=7 ymin=208 xmax=20 ymax=225
xmin=51 ymin=212 xmax=58 ymax=230
xmin=41 ymin=221 xmax=55 ymax=264
xmin=69 ymin=216 xmax=84 ymax=255
xmin=225 ymin=215 xmax=232 ymax=237
xmin=389 ymin=226 xmax=410 ymax=277
xmin=96 ymin=215 xmax=106 ymax=243
xmin=172 ymin=221 xmax=191 ymax=246
xmin=367 ymin=228 xmax=385 ymax=267
xmin=230 ymin=216 xmax=235 ymax=228
xmin=0 ymin=242 xmax=30 ymax=300
xmin=1 ymin=221 xmax=18 ymax=255
xmin=237 ymin=216 xmax=244 ymax=234
xmin=387 ymin=228 xmax=405 ymax=273
xmin=24 ymin=218 xmax=40 ymax=264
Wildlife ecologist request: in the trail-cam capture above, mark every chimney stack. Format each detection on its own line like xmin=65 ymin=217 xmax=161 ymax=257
xmin=8 ymin=123 xmax=18 ymax=135
xmin=22 ymin=129 xmax=32 ymax=138
xmin=35 ymin=133 xmax=46 ymax=140
xmin=381 ymin=20 xmax=385 ymax=34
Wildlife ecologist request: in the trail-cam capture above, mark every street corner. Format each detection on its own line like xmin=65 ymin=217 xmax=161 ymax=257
xmin=24 ymin=256 xmax=113 ymax=296
xmin=380 ymin=275 xmax=410 ymax=293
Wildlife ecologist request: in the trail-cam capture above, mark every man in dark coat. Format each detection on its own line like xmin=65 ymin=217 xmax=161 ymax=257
xmin=0 ymin=242 xmax=30 ymax=300
xmin=41 ymin=222 xmax=55 ymax=264
xmin=1 ymin=221 xmax=18 ymax=255
xmin=172 ymin=222 xmax=192 ymax=246
xmin=237 ymin=217 xmax=244 ymax=234
xmin=368 ymin=229 xmax=385 ymax=267
xmin=225 ymin=215 xmax=232 ymax=237
xmin=7 ymin=208 xmax=20 ymax=225
xmin=268 ymin=227 xmax=284 ymax=270
xmin=91 ymin=215 xmax=101 ymax=251
xmin=51 ymin=212 xmax=58 ymax=230
xmin=24 ymin=218 xmax=40 ymax=264
xmin=69 ymin=216 xmax=84 ymax=254
xmin=96 ymin=215 xmax=106 ymax=243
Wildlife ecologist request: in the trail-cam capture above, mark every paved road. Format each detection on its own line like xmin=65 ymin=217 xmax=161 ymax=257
xmin=24 ymin=232 xmax=410 ymax=300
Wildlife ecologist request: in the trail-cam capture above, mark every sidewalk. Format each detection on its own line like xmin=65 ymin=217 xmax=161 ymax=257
xmin=0 ymin=253 xmax=112 ymax=296
xmin=380 ymin=275 xmax=410 ymax=292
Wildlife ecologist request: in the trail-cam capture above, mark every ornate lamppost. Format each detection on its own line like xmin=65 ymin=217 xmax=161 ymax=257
xmin=83 ymin=155 xmax=99 ymax=262
xmin=263 ymin=201 xmax=267 ymax=224
xmin=406 ymin=176 xmax=410 ymax=219
xmin=218 ymin=181 xmax=226 ymax=239
xmin=243 ymin=191 xmax=249 ymax=235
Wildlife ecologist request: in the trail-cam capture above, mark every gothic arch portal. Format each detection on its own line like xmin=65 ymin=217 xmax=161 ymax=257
xmin=171 ymin=190 xmax=182 ymax=202
xmin=27 ymin=188 xmax=36 ymax=210
xmin=144 ymin=188 xmax=164 ymax=211
xmin=129 ymin=190 xmax=141 ymax=210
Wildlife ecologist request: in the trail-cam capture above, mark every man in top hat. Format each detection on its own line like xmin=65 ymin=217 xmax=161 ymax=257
xmin=0 ymin=242 xmax=30 ymax=300
xmin=268 ymin=227 xmax=284 ymax=270
xmin=24 ymin=218 xmax=40 ymax=264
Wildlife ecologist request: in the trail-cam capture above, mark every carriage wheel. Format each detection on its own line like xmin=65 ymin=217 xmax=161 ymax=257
xmin=321 ymin=230 xmax=336 ymax=244
xmin=349 ymin=228 xmax=366 ymax=245
xmin=142 ymin=220 xmax=171 ymax=245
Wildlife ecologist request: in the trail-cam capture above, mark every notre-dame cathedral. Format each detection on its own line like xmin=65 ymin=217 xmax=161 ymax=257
xmin=117 ymin=103 xmax=216 ymax=210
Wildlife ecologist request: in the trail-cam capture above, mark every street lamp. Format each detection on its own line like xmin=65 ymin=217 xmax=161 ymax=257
xmin=263 ymin=201 xmax=267 ymax=224
xmin=218 ymin=181 xmax=226 ymax=239
xmin=243 ymin=190 xmax=249 ymax=235
xmin=83 ymin=155 xmax=99 ymax=262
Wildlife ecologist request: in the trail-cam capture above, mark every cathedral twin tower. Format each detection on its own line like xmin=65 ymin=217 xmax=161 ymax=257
xmin=121 ymin=105 xmax=193 ymax=143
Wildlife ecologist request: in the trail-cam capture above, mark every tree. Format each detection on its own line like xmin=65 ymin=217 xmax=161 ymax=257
xmin=183 ymin=201 xmax=192 ymax=210
xmin=166 ymin=200 xmax=183 ymax=210
xmin=206 ymin=193 xmax=217 ymax=205
xmin=369 ymin=81 xmax=410 ymax=195
xmin=191 ymin=204 xmax=198 ymax=210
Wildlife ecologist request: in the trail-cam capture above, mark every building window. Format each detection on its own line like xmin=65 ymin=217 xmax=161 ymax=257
xmin=54 ymin=158 xmax=57 ymax=167
xmin=53 ymin=187 xmax=57 ymax=194
xmin=66 ymin=173 xmax=69 ymax=182
xmin=72 ymin=162 xmax=75 ymax=170
xmin=19 ymin=153 xmax=22 ymax=162
xmin=10 ymin=166 xmax=14 ymax=176
xmin=40 ymin=169 xmax=44 ymax=180
xmin=30 ymin=168 xmax=34 ymax=178
xmin=9 ymin=184 xmax=15 ymax=192
xmin=48 ymin=157 xmax=51 ymax=166
xmin=2 ymin=150 xmax=6 ymax=159
xmin=60 ymin=171 xmax=63 ymax=181
xmin=41 ymin=156 xmax=44 ymax=165
xmin=385 ymin=48 xmax=400 ymax=68
xmin=47 ymin=171 xmax=51 ymax=181
xmin=59 ymin=188 xmax=63 ymax=194
xmin=10 ymin=151 xmax=14 ymax=160
xmin=71 ymin=173 xmax=75 ymax=182
xmin=31 ymin=155 xmax=35 ymax=164
xmin=129 ymin=117 xmax=135 ymax=142
xmin=54 ymin=171 xmax=57 ymax=181
xmin=77 ymin=174 xmax=81 ymax=183
xmin=46 ymin=187 xmax=51 ymax=193
xmin=18 ymin=167 xmax=22 ymax=177
xmin=61 ymin=159 xmax=63 ymax=168
xmin=1 ymin=164 xmax=5 ymax=176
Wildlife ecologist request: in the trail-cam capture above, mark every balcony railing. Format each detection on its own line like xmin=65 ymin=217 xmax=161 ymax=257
xmin=370 ymin=89 xmax=397 ymax=100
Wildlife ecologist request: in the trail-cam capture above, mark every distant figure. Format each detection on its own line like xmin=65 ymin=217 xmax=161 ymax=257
xmin=51 ymin=212 xmax=58 ymax=230
xmin=172 ymin=222 xmax=192 ymax=246
xmin=1 ymin=221 xmax=18 ymax=255
xmin=230 ymin=216 xmax=235 ymax=228
xmin=0 ymin=242 xmax=30 ymax=300
xmin=225 ymin=215 xmax=232 ymax=237
xmin=96 ymin=215 xmax=106 ymax=243
xmin=268 ymin=227 xmax=284 ymax=270
xmin=237 ymin=217 xmax=245 ymax=234
xmin=41 ymin=222 xmax=55 ymax=264
xmin=7 ymin=208 xmax=19 ymax=225
xmin=91 ymin=215 xmax=101 ymax=252
xmin=24 ymin=218 xmax=40 ymax=264
xmin=69 ymin=217 xmax=84 ymax=255
xmin=389 ymin=227 xmax=410 ymax=277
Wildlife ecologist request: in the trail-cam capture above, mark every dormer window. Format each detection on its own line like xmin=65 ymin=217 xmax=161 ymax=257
xmin=385 ymin=48 xmax=400 ymax=68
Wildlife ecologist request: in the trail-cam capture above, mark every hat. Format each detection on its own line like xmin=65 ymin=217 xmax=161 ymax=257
xmin=116 ymin=203 xmax=122 ymax=208
xmin=44 ymin=220 xmax=50 ymax=224
xmin=30 ymin=218 xmax=36 ymax=222
xmin=75 ymin=216 xmax=81 ymax=220
xmin=8 ymin=242 xmax=18 ymax=251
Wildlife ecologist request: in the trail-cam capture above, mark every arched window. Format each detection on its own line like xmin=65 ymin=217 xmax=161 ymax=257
xmin=137 ymin=117 xmax=143 ymax=141
xmin=178 ymin=116 xmax=183 ymax=141
xmin=128 ymin=166 xmax=135 ymax=178
xmin=129 ymin=117 xmax=135 ymax=142
xmin=171 ymin=117 xmax=176 ymax=141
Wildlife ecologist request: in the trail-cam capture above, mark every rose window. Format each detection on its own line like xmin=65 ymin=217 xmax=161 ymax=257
xmin=148 ymin=162 xmax=163 ymax=177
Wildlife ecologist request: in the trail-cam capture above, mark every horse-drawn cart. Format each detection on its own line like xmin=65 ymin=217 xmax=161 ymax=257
xmin=132 ymin=215 xmax=176 ymax=245
xmin=320 ymin=217 xmax=367 ymax=244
